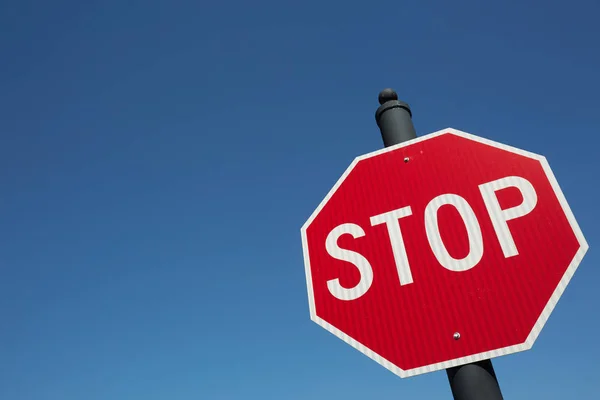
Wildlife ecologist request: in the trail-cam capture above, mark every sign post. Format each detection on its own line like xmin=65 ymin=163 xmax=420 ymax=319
xmin=376 ymin=89 xmax=503 ymax=400
xmin=300 ymin=89 xmax=588 ymax=397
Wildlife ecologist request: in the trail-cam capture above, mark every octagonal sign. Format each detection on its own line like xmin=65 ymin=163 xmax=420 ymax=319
xmin=301 ymin=128 xmax=588 ymax=378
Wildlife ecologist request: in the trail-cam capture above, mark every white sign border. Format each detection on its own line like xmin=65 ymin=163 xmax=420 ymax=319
xmin=300 ymin=127 xmax=589 ymax=378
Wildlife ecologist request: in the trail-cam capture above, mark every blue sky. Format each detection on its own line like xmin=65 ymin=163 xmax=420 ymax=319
xmin=1 ymin=1 xmax=598 ymax=399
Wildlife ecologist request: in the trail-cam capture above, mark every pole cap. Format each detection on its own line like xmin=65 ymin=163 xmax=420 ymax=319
xmin=378 ymin=88 xmax=398 ymax=105
xmin=375 ymin=88 xmax=412 ymax=124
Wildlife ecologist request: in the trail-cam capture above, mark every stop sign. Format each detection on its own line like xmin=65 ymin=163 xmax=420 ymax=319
xmin=301 ymin=128 xmax=588 ymax=378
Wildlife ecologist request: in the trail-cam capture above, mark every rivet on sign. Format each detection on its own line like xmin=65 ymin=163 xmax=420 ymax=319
xmin=453 ymin=332 xmax=461 ymax=340
xmin=403 ymin=157 xmax=410 ymax=163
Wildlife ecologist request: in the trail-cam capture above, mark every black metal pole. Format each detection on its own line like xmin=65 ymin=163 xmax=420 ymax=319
xmin=375 ymin=88 xmax=417 ymax=146
xmin=446 ymin=359 xmax=503 ymax=400
xmin=374 ymin=88 xmax=504 ymax=400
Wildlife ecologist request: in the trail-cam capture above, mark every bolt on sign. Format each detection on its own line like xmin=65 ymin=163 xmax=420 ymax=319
xmin=300 ymin=128 xmax=588 ymax=378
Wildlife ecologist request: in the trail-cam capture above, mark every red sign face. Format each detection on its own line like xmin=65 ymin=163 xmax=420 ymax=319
xmin=301 ymin=128 xmax=588 ymax=377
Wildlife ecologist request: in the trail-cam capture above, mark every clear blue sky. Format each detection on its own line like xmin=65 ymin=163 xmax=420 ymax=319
xmin=1 ymin=1 xmax=598 ymax=399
